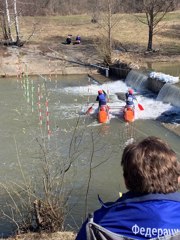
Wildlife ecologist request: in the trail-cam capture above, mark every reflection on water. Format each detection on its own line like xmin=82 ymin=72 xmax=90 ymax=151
xmin=0 ymin=74 xmax=179 ymax=236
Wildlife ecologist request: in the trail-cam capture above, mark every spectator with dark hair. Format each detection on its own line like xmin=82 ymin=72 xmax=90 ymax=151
xmin=66 ymin=35 xmax=72 ymax=44
xmin=76 ymin=136 xmax=180 ymax=240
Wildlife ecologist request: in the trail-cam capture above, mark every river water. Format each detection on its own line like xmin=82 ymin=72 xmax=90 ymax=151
xmin=0 ymin=72 xmax=179 ymax=236
xmin=146 ymin=62 xmax=180 ymax=78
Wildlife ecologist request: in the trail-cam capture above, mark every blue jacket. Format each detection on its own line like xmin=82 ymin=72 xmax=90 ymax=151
xmin=125 ymin=93 xmax=136 ymax=107
xmin=76 ymin=35 xmax=81 ymax=41
xmin=96 ymin=93 xmax=107 ymax=106
xmin=76 ymin=192 xmax=180 ymax=240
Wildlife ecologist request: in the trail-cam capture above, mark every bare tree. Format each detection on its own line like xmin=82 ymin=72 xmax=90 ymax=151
xmin=93 ymin=0 xmax=121 ymax=65
xmin=0 ymin=0 xmax=22 ymax=45
xmin=88 ymin=0 xmax=100 ymax=23
xmin=0 ymin=0 xmax=40 ymax=46
xmin=4 ymin=0 xmax=14 ymax=42
xmin=135 ymin=0 xmax=175 ymax=51
xmin=0 ymin=12 xmax=8 ymax=40
xmin=13 ymin=0 xmax=20 ymax=45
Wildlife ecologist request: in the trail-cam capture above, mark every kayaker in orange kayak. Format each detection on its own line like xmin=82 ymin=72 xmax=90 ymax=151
xmin=96 ymin=90 xmax=107 ymax=109
xmin=125 ymin=89 xmax=137 ymax=110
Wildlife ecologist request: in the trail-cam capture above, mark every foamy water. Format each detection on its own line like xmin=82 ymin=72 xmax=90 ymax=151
xmin=55 ymin=80 xmax=180 ymax=122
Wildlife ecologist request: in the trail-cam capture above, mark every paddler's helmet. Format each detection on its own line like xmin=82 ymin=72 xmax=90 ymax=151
xmin=98 ymin=90 xmax=103 ymax=94
xmin=128 ymin=89 xmax=133 ymax=94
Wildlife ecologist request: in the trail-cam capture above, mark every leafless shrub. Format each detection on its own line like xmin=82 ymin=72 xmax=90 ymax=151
xmin=0 ymin=116 xmax=85 ymax=234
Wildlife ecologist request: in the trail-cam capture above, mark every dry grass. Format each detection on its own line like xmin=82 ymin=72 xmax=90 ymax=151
xmin=2 ymin=232 xmax=76 ymax=240
xmin=18 ymin=11 xmax=180 ymax=55
xmin=0 ymin=11 xmax=180 ymax=68
xmin=9 ymin=10 xmax=178 ymax=70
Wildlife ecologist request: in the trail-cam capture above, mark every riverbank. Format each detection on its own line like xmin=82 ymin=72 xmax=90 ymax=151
xmin=0 ymin=41 xmax=180 ymax=78
xmin=0 ymin=44 xmax=98 ymax=77
xmin=0 ymin=11 xmax=180 ymax=77
xmin=2 ymin=232 xmax=76 ymax=240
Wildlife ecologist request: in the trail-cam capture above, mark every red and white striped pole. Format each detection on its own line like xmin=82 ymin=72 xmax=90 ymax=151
xmin=37 ymin=84 xmax=43 ymax=126
xmin=48 ymin=59 xmax=51 ymax=81
xmin=45 ymin=97 xmax=51 ymax=140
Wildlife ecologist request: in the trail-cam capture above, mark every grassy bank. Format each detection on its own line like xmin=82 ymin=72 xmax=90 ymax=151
xmin=20 ymin=11 xmax=180 ymax=56
xmin=0 ymin=10 xmax=180 ymax=77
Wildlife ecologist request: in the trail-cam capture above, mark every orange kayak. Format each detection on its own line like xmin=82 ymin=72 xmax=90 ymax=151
xmin=98 ymin=105 xmax=109 ymax=123
xmin=124 ymin=107 xmax=135 ymax=122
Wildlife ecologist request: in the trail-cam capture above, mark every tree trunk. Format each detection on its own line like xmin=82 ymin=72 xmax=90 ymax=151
xmin=5 ymin=0 xmax=14 ymax=42
xmin=1 ymin=14 xmax=9 ymax=40
xmin=107 ymin=0 xmax=112 ymax=63
xmin=147 ymin=25 xmax=153 ymax=51
xmin=13 ymin=0 xmax=21 ymax=46
xmin=147 ymin=9 xmax=154 ymax=51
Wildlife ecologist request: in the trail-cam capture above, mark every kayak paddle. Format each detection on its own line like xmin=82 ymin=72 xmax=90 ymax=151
xmin=138 ymin=103 xmax=144 ymax=111
xmin=85 ymin=104 xmax=94 ymax=114
xmin=135 ymin=98 xmax=144 ymax=111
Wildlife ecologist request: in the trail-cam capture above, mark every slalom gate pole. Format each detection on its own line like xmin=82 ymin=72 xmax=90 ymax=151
xmin=25 ymin=64 xmax=30 ymax=103
xmin=37 ymin=84 xmax=43 ymax=127
xmin=55 ymin=61 xmax=58 ymax=87
xmin=23 ymin=72 xmax=26 ymax=98
xmin=46 ymin=97 xmax=51 ymax=140
xmin=31 ymin=80 xmax=34 ymax=113
xmin=55 ymin=61 xmax=58 ymax=79
xmin=48 ymin=59 xmax=51 ymax=81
